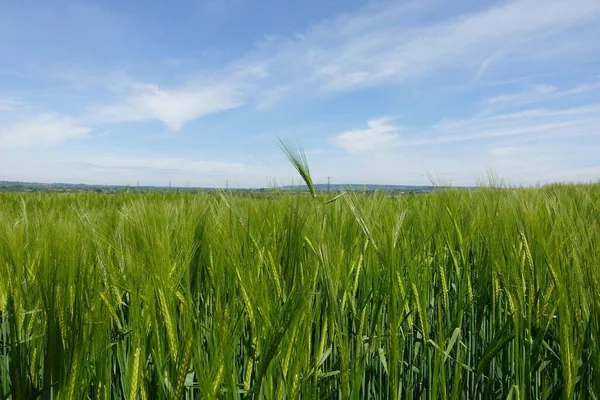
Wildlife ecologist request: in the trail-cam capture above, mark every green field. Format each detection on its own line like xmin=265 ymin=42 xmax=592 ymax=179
xmin=1 ymin=183 xmax=599 ymax=399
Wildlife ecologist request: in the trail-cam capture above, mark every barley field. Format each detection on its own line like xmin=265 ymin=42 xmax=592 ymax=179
xmin=1 ymin=182 xmax=599 ymax=399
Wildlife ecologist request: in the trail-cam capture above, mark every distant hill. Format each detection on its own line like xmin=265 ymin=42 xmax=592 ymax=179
xmin=279 ymin=183 xmax=456 ymax=193
xmin=0 ymin=181 xmax=208 ymax=193
xmin=0 ymin=180 xmax=466 ymax=193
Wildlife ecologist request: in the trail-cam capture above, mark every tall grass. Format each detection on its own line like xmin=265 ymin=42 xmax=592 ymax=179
xmin=0 ymin=182 xmax=599 ymax=399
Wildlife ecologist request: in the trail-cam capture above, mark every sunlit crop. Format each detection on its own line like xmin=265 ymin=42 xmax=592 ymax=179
xmin=1 ymin=176 xmax=599 ymax=398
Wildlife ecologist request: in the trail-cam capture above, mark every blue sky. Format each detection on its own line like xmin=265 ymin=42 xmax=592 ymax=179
xmin=1 ymin=0 xmax=599 ymax=187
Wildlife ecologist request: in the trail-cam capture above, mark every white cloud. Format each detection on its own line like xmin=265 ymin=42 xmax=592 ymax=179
xmin=326 ymin=103 xmax=600 ymax=185
xmin=0 ymin=98 xmax=24 ymax=111
xmin=2 ymin=101 xmax=598 ymax=187
xmin=335 ymin=104 xmax=600 ymax=151
xmin=398 ymin=104 xmax=600 ymax=146
xmin=44 ymin=0 xmax=600 ymax=129
xmin=86 ymin=63 xmax=268 ymax=131
xmin=335 ymin=117 xmax=400 ymax=153
xmin=252 ymin=0 xmax=600 ymax=93
xmin=89 ymin=81 xmax=244 ymax=131
xmin=485 ymin=84 xmax=557 ymax=105
xmin=320 ymin=136 xmax=600 ymax=187
xmin=85 ymin=0 xmax=599 ymax=121
xmin=484 ymin=81 xmax=600 ymax=108
xmin=0 ymin=113 xmax=90 ymax=149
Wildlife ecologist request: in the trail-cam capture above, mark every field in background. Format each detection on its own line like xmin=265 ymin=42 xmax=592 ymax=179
xmin=1 ymin=184 xmax=599 ymax=399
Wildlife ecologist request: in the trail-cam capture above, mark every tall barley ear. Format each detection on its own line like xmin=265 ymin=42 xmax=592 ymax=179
xmin=65 ymin=350 xmax=80 ymax=400
xmin=411 ymin=282 xmax=429 ymax=342
xmin=278 ymin=138 xmax=316 ymax=198
xmin=157 ymin=288 xmax=178 ymax=362
xmin=173 ymin=334 xmax=192 ymax=399
xmin=129 ymin=347 xmax=141 ymax=400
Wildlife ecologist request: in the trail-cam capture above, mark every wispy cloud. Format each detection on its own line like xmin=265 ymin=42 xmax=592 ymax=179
xmin=335 ymin=117 xmax=400 ymax=153
xmin=0 ymin=113 xmax=90 ymax=149
xmin=85 ymin=0 xmax=600 ymax=125
xmin=428 ymin=104 xmax=600 ymax=144
xmin=484 ymin=81 xmax=600 ymax=108
xmin=0 ymin=97 xmax=25 ymax=111
xmin=320 ymin=97 xmax=600 ymax=186
xmin=252 ymin=0 xmax=600 ymax=93
xmin=337 ymin=103 xmax=600 ymax=151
